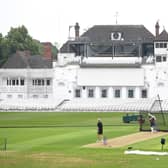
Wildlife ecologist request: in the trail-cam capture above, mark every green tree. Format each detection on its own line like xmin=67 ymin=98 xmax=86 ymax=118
xmin=0 ymin=25 xmax=58 ymax=65
xmin=0 ymin=33 xmax=3 ymax=58
xmin=5 ymin=25 xmax=41 ymax=55
xmin=52 ymin=42 xmax=59 ymax=60
xmin=0 ymin=33 xmax=10 ymax=65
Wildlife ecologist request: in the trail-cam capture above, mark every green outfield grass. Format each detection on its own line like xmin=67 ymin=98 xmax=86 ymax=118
xmin=0 ymin=112 xmax=168 ymax=168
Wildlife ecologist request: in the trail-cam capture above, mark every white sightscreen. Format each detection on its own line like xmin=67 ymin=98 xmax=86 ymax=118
xmin=77 ymin=68 xmax=144 ymax=86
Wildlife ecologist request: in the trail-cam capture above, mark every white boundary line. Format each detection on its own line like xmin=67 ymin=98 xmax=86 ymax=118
xmin=125 ymin=150 xmax=168 ymax=156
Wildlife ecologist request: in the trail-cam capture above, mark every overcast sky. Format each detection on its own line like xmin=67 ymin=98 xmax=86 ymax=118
xmin=0 ymin=0 xmax=168 ymax=47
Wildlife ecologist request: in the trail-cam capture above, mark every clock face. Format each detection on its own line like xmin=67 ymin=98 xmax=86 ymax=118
xmin=113 ymin=32 xmax=119 ymax=39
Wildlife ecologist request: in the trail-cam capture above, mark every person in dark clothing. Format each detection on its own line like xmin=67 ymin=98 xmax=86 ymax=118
xmin=148 ymin=113 xmax=156 ymax=132
xmin=97 ymin=118 xmax=103 ymax=141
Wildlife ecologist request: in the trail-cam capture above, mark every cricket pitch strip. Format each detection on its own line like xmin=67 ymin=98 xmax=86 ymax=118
xmin=84 ymin=132 xmax=168 ymax=148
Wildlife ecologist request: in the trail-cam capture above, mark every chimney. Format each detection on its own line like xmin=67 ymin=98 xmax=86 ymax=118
xmin=74 ymin=22 xmax=80 ymax=38
xmin=155 ymin=21 xmax=160 ymax=37
xmin=42 ymin=42 xmax=52 ymax=60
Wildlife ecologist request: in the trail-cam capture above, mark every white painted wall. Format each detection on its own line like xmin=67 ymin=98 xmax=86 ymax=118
xmin=52 ymin=53 xmax=168 ymax=100
xmin=0 ymin=69 xmax=53 ymax=100
xmin=53 ymin=65 xmax=79 ymax=100
xmin=57 ymin=53 xmax=81 ymax=66
xmin=143 ymin=64 xmax=168 ymax=99
xmin=3 ymin=51 xmax=168 ymax=102
xmin=77 ymin=68 xmax=144 ymax=86
xmin=155 ymin=48 xmax=167 ymax=55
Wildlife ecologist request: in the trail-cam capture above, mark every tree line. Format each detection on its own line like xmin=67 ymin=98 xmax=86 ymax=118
xmin=0 ymin=25 xmax=57 ymax=65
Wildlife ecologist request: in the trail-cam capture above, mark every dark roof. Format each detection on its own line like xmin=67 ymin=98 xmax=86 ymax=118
xmin=81 ymin=25 xmax=154 ymax=43
xmin=60 ymin=41 xmax=69 ymax=53
xmin=1 ymin=53 xmax=52 ymax=69
xmin=155 ymin=30 xmax=168 ymax=41
xmin=60 ymin=25 xmax=155 ymax=52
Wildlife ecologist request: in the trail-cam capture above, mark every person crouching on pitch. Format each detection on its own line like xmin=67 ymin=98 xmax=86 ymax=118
xmin=97 ymin=118 xmax=103 ymax=142
xmin=148 ymin=113 xmax=157 ymax=133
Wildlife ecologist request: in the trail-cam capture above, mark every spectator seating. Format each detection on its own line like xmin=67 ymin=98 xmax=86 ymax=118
xmin=1 ymin=97 xmax=168 ymax=112
xmin=59 ymin=98 xmax=157 ymax=112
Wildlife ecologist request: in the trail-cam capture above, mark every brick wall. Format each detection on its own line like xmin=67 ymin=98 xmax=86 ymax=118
xmin=42 ymin=42 xmax=52 ymax=60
